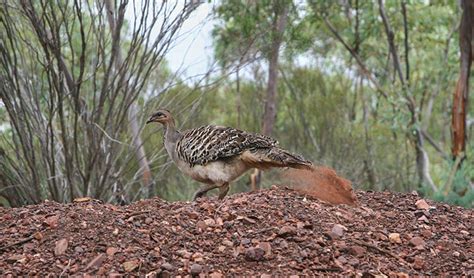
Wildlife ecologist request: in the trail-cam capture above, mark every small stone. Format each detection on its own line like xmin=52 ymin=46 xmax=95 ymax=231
xmin=196 ymin=221 xmax=207 ymax=231
xmin=413 ymin=256 xmax=424 ymax=270
xmin=176 ymin=249 xmax=192 ymax=259
xmin=192 ymin=252 xmax=203 ymax=262
xmin=33 ymin=232 xmax=44 ymax=240
xmin=453 ymin=251 xmax=460 ymax=257
xmin=190 ymin=263 xmax=202 ymax=275
xmin=257 ymin=242 xmax=272 ymax=256
xmin=245 ymin=247 xmax=266 ymax=261
xmin=187 ymin=211 xmax=200 ymax=219
xmin=145 ymin=217 xmax=153 ymax=224
xmin=74 ymin=246 xmax=84 ymax=253
xmin=109 ymin=272 xmax=122 ymax=278
xmin=209 ymin=272 xmax=223 ymax=278
xmin=374 ymin=232 xmax=388 ymax=241
xmin=204 ymin=218 xmax=215 ymax=226
xmin=106 ymin=247 xmax=118 ymax=257
xmin=161 ymin=262 xmax=174 ymax=271
xmin=123 ymin=260 xmax=140 ymax=272
xmin=280 ymin=240 xmax=289 ymax=248
xmin=349 ymin=246 xmax=365 ymax=257
xmin=54 ymin=238 xmax=68 ymax=256
xmin=395 ymin=272 xmax=409 ymax=278
xmin=418 ymin=215 xmax=429 ymax=223
xmin=241 ymin=238 xmax=251 ymax=246
xmin=218 ymin=245 xmax=226 ymax=252
xmin=460 ymin=230 xmax=470 ymax=236
xmin=348 ymin=258 xmax=359 ymax=266
xmin=85 ymin=254 xmax=106 ymax=271
xmin=222 ymin=239 xmax=233 ymax=247
xmin=330 ymin=224 xmax=347 ymax=239
xmin=421 ymin=229 xmax=432 ymax=238
xmin=409 ymin=236 xmax=425 ymax=248
xmin=415 ymin=199 xmax=430 ymax=210
xmin=278 ymin=225 xmax=297 ymax=237
xmin=44 ymin=215 xmax=59 ymax=228
xmin=389 ymin=233 xmax=402 ymax=244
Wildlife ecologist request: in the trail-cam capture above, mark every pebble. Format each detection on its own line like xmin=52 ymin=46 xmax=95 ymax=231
xmin=190 ymin=263 xmax=202 ymax=275
xmin=409 ymin=236 xmax=425 ymax=248
xmin=278 ymin=225 xmax=297 ymax=237
xmin=389 ymin=233 xmax=402 ymax=244
xmin=330 ymin=224 xmax=347 ymax=239
xmin=349 ymin=246 xmax=365 ymax=257
xmin=245 ymin=247 xmax=265 ymax=261
xmin=161 ymin=262 xmax=174 ymax=271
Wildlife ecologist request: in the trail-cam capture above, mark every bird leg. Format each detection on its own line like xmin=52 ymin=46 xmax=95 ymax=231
xmin=218 ymin=183 xmax=230 ymax=200
xmin=192 ymin=184 xmax=218 ymax=201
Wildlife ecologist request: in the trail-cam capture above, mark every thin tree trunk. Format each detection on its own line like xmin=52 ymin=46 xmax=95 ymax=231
xmin=236 ymin=62 xmax=241 ymax=128
xmin=378 ymin=0 xmax=437 ymax=191
xmin=451 ymin=0 xmax=473 ymax=159
xmin=104 ymin=0 xmax=153 ymax=199
xmin=360 ymin=77 xmax=377 ymax=189
xmin=262 ymin=4 xmax=289 ymax=136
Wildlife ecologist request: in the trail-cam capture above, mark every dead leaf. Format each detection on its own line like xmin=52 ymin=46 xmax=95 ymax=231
xmin=73 ymin=197 xmax=92 ymax=203
xmin=123 ymin=260 xmax=140 ymax=272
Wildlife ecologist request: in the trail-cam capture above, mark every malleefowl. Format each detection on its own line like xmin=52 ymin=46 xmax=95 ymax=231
xmin=146 ymin=109 xmax=312 ymax=200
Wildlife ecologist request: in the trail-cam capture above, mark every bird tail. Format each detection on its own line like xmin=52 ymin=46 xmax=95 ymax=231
xmin=242 ymin=148 xmax=313 ymax=170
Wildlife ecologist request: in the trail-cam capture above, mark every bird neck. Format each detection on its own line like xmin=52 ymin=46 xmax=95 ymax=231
xmin=163 ymin=120 xmax=180 ymax=158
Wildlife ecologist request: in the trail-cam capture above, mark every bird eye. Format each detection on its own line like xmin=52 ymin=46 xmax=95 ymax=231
xmin=156 ymin=112 xmax=163 ymax=117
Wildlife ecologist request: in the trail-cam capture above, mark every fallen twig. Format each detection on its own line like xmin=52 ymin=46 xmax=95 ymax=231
xmin=352 ymin=239 xmax=406 ymax=263
xmin=0 ymin=234 xmax=36 ymax=253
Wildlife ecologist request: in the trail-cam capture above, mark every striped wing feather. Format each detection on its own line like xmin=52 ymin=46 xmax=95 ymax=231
xmin=176 ymin=125 xmax=278 ymax=166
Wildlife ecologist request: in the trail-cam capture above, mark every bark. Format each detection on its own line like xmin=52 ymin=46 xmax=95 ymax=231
xmin=262 ymin=3 xmax=289 ymax=136
xmin=451 ymin=0 xmax=473 ymax=158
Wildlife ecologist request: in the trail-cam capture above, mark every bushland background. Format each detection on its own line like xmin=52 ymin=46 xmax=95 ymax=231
xmin=1 ymin=0 xmax=473 ymax=207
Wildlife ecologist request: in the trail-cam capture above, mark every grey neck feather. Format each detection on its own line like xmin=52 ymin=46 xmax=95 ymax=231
xmin=163 ymin=120 xmax=181 ymax=159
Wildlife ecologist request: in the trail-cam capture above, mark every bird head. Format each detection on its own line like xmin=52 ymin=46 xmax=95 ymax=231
xmin=146 ymin=109 xmax=172 ymax=125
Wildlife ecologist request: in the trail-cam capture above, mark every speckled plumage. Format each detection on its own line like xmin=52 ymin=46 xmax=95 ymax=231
xmin=147 ymin=109 xmax=312 ymax=200
xmin=176 ymin=125 xmax=277 ymax=167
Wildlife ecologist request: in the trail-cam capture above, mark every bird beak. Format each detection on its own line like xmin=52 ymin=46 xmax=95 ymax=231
xmin=146 ymin=117 xmax=155 ymax=124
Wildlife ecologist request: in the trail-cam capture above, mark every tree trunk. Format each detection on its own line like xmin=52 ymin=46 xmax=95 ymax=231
xmin=104 ymin=0 xmax=153 ymax=199
xmin=262 ymin=4 xmax=289 ymax=136
xmin=451 ymin=0 xmax=473 ymax=158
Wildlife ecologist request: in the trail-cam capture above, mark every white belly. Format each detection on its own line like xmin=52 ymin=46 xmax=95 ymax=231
xmin=175 ymin=158 xmax=250 ymax=185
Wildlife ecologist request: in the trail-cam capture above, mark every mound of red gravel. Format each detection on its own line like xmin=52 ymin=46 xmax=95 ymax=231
xmin=0 ymin=188 xmax=473 ymax=276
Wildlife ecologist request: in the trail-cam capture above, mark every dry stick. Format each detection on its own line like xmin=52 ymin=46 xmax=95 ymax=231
xmin=126 ymin=210 xmax=152 ymax=218
xmin=0 ymin=232 xmax=39 ymax=252
xmin=352 ymin=239 xmax=407 ymax=264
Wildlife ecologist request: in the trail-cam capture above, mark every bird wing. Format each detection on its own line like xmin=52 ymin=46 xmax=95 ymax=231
xmin=176 ymin=125 xmax=278 ymax=166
